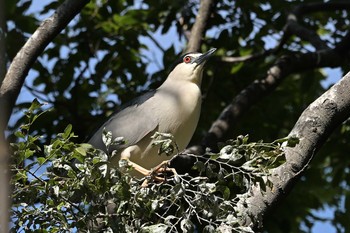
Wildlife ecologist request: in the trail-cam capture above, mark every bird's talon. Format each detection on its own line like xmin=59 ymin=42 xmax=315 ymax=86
xmin=140 ymin=161 xmax=179 ymax=187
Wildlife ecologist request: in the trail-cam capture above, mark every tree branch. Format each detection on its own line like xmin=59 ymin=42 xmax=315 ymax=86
xmin=145 ymin=31 xmax=165 ymax=53
xmin=200 ymin=31 xmax=350 ymax=153
xmin=177 ymin=16 xmax=191 ymax=41
xmin=284 ymin=1 xmax=350 ymax=50
xmin=239 ymin=70 xmax=350 ymax=230
xmin=292 ymin=1 xmax=350 ymax=15
xmin=0 ymin=0 xmax=90 ymax=130
xmin=220 ymin=49 xmax=274 ymax=64
xmin=285 ymin=20 xmax=329 ymax=50
xmin=0 ymin=133 xmax=9 ymax=233
xmin=219 ymin=2 xmax=350 ymax=66
xmin=181 ymin=2 xmax=350 ymax=228
xmin=185 ymin=0 xmax=215 ymax=52
xmin=0 ymin=0 xmax=5 ymax=82
xmin=0 ymin=1 xmax=89 ymax=229
xmin=0 ymin=0 xmax=9 ymax=231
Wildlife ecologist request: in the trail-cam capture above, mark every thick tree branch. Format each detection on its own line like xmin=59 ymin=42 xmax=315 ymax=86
xmin=185 ymin=0 xmax=215 ymax=52
xmin=0 ymin=133 xmax=9 ymax=233
xmin=200 ymin=33 xmax=350 ymax=153
xmin=239 ymin=70 xmax=350 ymax=230
xmin=178 ymin=3 xmax=350 ymax=175
xmin=0 ymin=1 xmax=89 ymax=229
xmin=180 ymin=2 xmax=350 ymax=228
xmin=0 ymin=0 xmax=90 ymax=130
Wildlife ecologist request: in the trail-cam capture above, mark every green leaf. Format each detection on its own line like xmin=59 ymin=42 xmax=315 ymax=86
xmin=13 ymin=170 xmax=27 ymax=181
xmin=230 ymin=62 xmax=244 ymax=74
xmin=75 ymin=146 xmax=87 ymax=157
xmin=24 ymin=149 xmax=35 ymax=159
xmin=62 ymin=124 xmax=73 ymax=139
xmin=28 ymin=98 xmax=42 ymax=112
xmin=223 ymin=186 xmax=231 ymax=200
xmin=37 ymin=157 xmax=46 ymax=165
xmin=14 ymin=130 xmax=25 ymax=139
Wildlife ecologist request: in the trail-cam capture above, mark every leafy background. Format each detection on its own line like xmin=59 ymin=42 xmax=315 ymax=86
xmin=5 ymin=0 xmax=350 ymax=232
xmin=11 ymin=105 xmax=289 ymax=232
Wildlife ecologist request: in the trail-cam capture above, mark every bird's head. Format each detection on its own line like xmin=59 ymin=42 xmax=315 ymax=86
xmin=167 ymin=48 xmax=216 ymax=85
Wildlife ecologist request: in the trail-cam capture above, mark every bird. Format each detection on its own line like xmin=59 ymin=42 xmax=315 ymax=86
xmin=88 ymin=48 xmax=216 ymax=178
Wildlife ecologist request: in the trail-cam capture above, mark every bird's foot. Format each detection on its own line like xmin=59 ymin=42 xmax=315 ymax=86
xmin=141 ymin=160 xmax=177 ymax=187
xmin=122 ymin=159 xmax=177 ymax=187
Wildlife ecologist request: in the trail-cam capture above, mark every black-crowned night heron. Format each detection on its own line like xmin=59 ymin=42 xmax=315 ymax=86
xmin=89 ymin=48 xmax=216 ymax=178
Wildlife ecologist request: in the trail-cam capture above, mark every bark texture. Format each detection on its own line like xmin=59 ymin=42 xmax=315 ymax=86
xmin=185 ymin=0 xmax=215 ymax=52
xmin=0 ymin=0 xmax=90 ymax=129
xmin=239 ymin=71 xmax=350 ymax=230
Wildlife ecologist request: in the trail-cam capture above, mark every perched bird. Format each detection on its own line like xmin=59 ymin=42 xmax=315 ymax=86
xmin=89 ymin=48 xmax=216 ymax=177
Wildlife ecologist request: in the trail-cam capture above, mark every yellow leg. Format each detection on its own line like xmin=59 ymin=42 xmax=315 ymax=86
xmin=127 ymin=160 xmax=152 ymax=176
xmin=151 ymin=160 xmax=178 ymax=176
xmin=141 ymin=160 xmax=178 ymax=187
xmin=121 ymin=159 xmax=178 ymax=187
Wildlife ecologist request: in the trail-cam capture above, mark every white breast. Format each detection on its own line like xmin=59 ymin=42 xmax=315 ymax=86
xmin=156 ymin=80 xmax=202 ymax=150
xmin=126 ymin=80 xmax=202 ymax=172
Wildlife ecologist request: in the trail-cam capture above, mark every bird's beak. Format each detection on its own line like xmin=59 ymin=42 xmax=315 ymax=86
xmin=195 ymin=48 xmax=217 ymax=66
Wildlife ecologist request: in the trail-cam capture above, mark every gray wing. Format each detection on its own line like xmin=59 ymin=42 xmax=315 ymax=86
xmin=88 ymin=91 xmax=159 ymax=151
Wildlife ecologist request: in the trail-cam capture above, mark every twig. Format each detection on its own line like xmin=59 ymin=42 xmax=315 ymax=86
xmin=282 ymin=2 xmax=350 ymax=50
xmin=145 ymin=31 xmax=165 ymax=53
xmin=26 ymin=168 xmax=86 ymax=216
xmin=220 ymin=49 xmax=274 ymax=64
xmin=23 ymin=84 xmax=54 ymax=103
xmin=199 ymin=30 xmax=350 ymax=153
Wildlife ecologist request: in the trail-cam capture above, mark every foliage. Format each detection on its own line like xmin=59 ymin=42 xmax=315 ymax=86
xmin=11 ymin=101 xmax=291 ymax=232
xmin=5 ymin=0 xmax=350 ymax=232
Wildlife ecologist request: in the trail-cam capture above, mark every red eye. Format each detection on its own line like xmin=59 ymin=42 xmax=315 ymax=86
xmin=183 ymin=56 xmax=191 ymax=63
